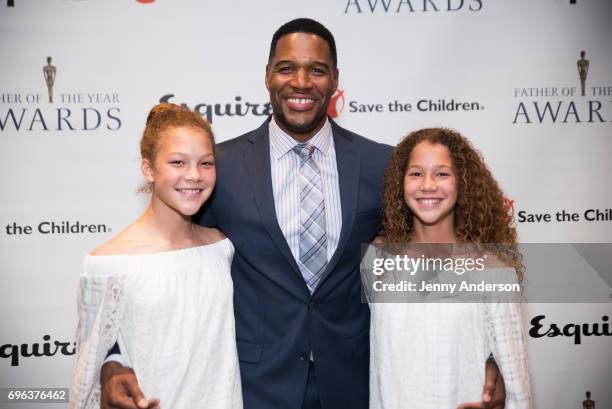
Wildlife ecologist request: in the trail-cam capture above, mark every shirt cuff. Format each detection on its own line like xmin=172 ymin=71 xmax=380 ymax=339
xmin=103 ymin=353 xmax=130 ymax=368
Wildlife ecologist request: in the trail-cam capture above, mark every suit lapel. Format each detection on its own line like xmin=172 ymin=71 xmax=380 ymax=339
xmin=315 ymin=121 xmax=360 ymax=293
xmin=242 ymin=120 xmax=308 ymax=297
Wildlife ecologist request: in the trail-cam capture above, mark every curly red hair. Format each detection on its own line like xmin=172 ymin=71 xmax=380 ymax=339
xmin=138 ymin=103 xmax=215 ymax=193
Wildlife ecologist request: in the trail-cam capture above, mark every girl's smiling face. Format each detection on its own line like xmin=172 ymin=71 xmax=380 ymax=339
xmin=403 ymin=141 xmax=458 ymax=232
xmin=143 ymin=125 xmax=216 ymax=217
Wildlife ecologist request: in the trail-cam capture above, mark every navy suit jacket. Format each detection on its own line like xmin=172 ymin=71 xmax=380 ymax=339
xmin=197 ymin=118 xmax=392 ymax=409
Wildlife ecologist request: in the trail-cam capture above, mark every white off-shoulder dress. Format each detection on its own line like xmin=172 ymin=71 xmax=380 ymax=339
xmin=368 ymin=266 xmax=533 ymax=409
xmin=70 ymin=239 xmax=243 ymax=409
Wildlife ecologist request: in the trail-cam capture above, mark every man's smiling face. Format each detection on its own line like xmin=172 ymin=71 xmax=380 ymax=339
xmin=265 ymin=32 xmax=338 ymax=142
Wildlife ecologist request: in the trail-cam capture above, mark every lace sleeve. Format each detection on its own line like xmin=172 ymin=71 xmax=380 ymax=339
xmin=70 ymin=272 xmax=127 ymax=409
xmin=484 ymin=302 xmax=533 ymax=409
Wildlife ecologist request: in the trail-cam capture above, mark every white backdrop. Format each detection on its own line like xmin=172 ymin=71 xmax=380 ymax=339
xmin=1 ymin=0 xmax=611 ymax=408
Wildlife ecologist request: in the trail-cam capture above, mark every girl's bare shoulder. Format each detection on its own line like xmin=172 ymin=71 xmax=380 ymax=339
xmin=193 ymin=225 xmax=227 ymax=246
xmin=89 ymin=223 xmax=158 ymax=256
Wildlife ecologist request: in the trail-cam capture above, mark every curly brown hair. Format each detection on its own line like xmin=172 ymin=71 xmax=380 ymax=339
xmin=380 ymin=128 xmax=523 ymax=282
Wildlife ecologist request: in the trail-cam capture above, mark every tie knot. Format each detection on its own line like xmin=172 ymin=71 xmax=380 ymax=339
xmin=293 ymin=143 xmax=315 ymax=160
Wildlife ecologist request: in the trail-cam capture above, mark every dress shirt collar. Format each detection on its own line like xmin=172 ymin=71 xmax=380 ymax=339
xmin=269 ymin=116 xmax=333 ymax=160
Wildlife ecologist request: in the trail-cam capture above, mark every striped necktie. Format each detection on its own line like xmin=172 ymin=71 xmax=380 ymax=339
xmin=293 ymin=143 xmax=327 ymax=293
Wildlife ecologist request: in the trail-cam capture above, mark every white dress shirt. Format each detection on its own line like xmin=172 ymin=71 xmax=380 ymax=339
xmin=269 ymin=117 xmax=343 ymax=265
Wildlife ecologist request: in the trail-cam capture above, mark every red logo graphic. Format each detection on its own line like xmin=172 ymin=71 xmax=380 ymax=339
xmin=503 ymin=196 xmax=515 ymax=218
xmin=136 ymin=0 xmax=155 ymax=3
xmin=327 ymin=89 xmax=345 ymax=118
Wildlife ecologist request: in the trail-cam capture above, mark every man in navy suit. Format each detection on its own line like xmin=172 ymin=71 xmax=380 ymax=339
xmin=202 ymin=19 xmax=391 ymax=409
xmin=100 ymin=18 xmax=506 ymax=409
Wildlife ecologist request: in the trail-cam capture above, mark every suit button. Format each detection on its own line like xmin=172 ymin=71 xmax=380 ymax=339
xmin=308 ymin=300 xmax=314 ymax=310
xmin=299 ymin=352 xmax=308 ymax=361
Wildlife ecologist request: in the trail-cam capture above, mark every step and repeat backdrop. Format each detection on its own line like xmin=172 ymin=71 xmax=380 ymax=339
xmin=1 ymin=0 xmax=611 ymax=408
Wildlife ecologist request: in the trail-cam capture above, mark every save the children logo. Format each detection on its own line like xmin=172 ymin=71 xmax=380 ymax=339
xmin=327 ymin=89 xmax=346 ymax=118
xmin=0 ymin=56 xmax=122 ymax=133
xmin=4 ymin=220 xmax=112 ymax=236
xmin=512 ymin=50 xmax=612 ymax=125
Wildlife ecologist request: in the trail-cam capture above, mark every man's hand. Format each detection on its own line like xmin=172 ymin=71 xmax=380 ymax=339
xmin=100 ymin=361 xmax=160 ymax=409
xmin=456 ymin=358 xmax=506 ymax=409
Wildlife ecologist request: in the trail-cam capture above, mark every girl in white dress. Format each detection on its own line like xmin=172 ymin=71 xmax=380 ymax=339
xmin=369 ymin=128 xmax=532 ymax=409
xmin=70 ymin=103 xmax=242 ymax=409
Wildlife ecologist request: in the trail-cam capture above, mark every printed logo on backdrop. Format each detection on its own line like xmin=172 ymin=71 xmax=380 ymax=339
xmin=159 ymin=94 xmax=272 ymax=124
xmin=0 ymin=56 xmax=122 ymax=132
xmin=582 ymin=392 xmax=596 ymax=409
xmin=328 ymin=89 xmax=346 ymax=118
xmin=160 ymin=89 xmax=481 ymax=121
xmin=4 ymin=221 xmax=111 ymax=237
xmin=515 ymin=206 xmax=612 ymax=225
xmin=343 ymin=0 xmax=483 ymax=13
xmin=43 ymin=57 xmax=57 ymax=103
xmin=342 ymin=96 xmax=485 ymax=115
xmin=0 ymin=335 xmax=75 ymax=367
xmin=529 ymin=314 xmax=611 ymax=345
xmin=503 ymin=196 xmax=515 ymax=218
xmin=513 ymin=50 xmax=612 ymax=124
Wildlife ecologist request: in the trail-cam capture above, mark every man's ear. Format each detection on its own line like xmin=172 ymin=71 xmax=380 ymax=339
xmin=141 ymin=158 xmax=155 ymax=183
xmin=265 ymin=64 xmax=271 ymax=90
xmin=332 ymin=66 xmax=339 ymax=93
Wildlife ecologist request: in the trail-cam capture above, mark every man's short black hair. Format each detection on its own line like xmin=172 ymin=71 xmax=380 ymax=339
xmin=268 ymin=18 xmax=337 ymax=68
